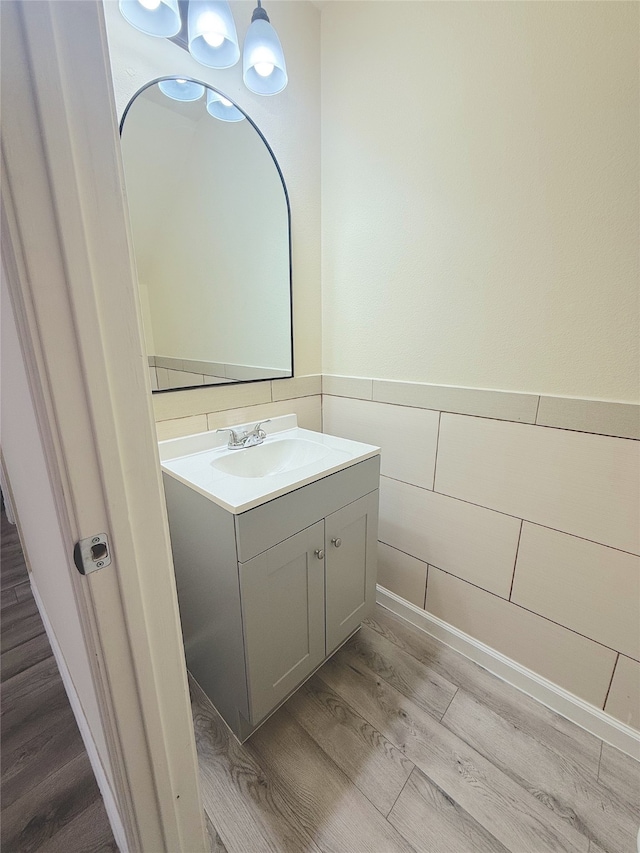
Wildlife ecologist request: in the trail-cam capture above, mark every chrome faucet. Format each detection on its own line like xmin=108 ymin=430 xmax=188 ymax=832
xmin=216 ymin=420 xmax=271 ymax=450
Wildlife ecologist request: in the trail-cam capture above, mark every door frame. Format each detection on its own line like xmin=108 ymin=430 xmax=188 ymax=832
xmin=1 ymin=2 xmax=207 ymax=850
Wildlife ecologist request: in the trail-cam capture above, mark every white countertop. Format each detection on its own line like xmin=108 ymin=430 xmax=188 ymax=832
xmin=159 ymin=414 xmax=380 ymax=514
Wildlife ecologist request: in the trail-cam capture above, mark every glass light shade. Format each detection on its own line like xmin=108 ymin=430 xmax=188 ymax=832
xmin=118 ymin=0 xmax=181 ymax=37
xmin=243 ymin=18 xmax=287 ymax=95
xmin=158 ymin=79 xmax=205 ymax=101
xmin=206 ymin=90 xmax=245 ymax=122
xmin=188 ymin=0 xmax=240 ymax=69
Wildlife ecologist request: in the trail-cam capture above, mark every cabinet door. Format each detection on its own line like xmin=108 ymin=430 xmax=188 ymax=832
xmin=239 ymin=521 xmax=325 ymax=724
xmin=325 ymin=491 xmax=379 ymax=654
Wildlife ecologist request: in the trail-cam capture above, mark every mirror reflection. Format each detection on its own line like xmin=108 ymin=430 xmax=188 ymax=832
xmin=120 ymin=78 xmax=292 ymax=391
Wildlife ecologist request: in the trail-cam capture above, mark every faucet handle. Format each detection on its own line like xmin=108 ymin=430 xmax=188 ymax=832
xmin=216 ymin=427 xmax=240 ymax=445
xmin=252 ymin=420 xmax=271 ymax=437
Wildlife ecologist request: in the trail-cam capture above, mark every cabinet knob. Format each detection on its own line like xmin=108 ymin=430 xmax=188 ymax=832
xmin=331 ymin=538 xmax=342 ymax=548
xmin=314 ymin=549 xmax=324 ymax=560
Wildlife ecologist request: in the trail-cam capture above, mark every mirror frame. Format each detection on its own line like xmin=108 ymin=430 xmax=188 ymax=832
xmin=119 ymin=76 xmax=294 ymax=392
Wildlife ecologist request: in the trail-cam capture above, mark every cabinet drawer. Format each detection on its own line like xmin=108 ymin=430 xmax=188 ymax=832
xmin=234 ymin=456 xmax=380 ymax=563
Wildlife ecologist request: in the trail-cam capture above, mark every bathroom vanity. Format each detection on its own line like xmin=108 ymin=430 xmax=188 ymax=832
xmin=159 ymin=415 xmax=380 ymax=741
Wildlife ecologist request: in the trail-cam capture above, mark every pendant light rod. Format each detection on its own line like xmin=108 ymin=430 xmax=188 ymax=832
xmin=251 ymin=1 xmax=270 ymax=23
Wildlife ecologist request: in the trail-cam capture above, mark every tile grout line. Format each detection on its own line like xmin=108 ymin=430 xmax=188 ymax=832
xmin=601 ymin=654 xmax=619 ymax=714
xmin=381 ymin=472 xmax=640 ymax=557
xmin=377 ymin=545 xmax=639 ymax=663
xmin=432 ymin=411 xmax=442 ymax=491
xmin=156 ymin=386 xmax=639 ymax=440
xmin=321 ymin=378 xmax=639 ymax=439
xmin=508 ymin=520 xmax=524 ymax=601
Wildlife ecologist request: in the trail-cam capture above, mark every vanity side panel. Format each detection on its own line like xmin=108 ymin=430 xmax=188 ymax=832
xmin=235 ymin=455 xmax=381 ymax=562
xmin=162 ymin=473 xmax=249 ymax=731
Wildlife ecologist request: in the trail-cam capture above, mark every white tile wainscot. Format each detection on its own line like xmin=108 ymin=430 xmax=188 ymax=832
xmin=511 ymin=523 xmax=640 ymax=661
xmin=434 ymin=413 xmax=640 ymax=555
xmin=379 ymin=476 xmax=521 ymax=598
xmin=323 ymin=396 xmax=439 ymax=489
xmin=377 ymin=542 xmax=428 ymax=609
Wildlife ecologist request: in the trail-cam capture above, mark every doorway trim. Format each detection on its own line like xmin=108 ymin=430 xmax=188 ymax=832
xmin=1 ymin=2 xmax=207 ymax=850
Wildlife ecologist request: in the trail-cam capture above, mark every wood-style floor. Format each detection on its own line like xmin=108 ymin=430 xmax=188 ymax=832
xmin=3 ymin=504 xmax=638 ymax=853
xmin=192 ymin=608 xmax=640 ymax=853
xmin=1 ymin=510 xmax=117 ymax=853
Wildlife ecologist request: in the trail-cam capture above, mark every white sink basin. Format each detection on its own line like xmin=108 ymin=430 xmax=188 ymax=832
xmin=210 ymin=437 xmax=331 ymax=479
xmin=159 ymin=414 xmax=380 ymax=514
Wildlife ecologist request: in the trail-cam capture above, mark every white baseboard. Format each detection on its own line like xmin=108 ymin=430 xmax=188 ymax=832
xmin=30 ymin=579 xmax=128 ymax=852
xmin=376 ymin=586 xmax=640 ymax=761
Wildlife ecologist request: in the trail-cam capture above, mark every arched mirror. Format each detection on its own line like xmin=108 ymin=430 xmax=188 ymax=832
xmin=120 ymin=77 xmax=293 ymax=392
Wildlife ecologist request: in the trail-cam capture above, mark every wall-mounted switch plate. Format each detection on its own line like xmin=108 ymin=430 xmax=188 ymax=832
xmin=73 ymin=533 xmax=111 ymax=575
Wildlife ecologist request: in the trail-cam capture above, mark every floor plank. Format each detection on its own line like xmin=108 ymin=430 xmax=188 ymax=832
xmin=248 ymin=707 xmax=415 ymax=852
xmin=1 ymin=630 xmax=54 ymax=682
xmin=348 ymin=623 xmax=458 ymax=720
xmin=205 ymin=811 xmax=229 ymax=853
xmin=191 ymin=677 xmax=324 ymax=853
xmin=2 ymin=707 xmax=85 ymax=809
xmin=1 ymin=596 xmax=46 ymax=653
xmin=318 ymin=648 xmax=588 ymax=853
xmin=15 ymin=580 xmax=33 ymax=602
xmin=1 ymin=586 xmax=18 ymax=610
xmin=1 ymin=653 xmax=63 ymax=707
xmin=0 ymin=549 xmax=30 ymax=591
xmin=388 ymin=767 xmax=511 ymax=853
xmin=442 ymin=687 xmax=637 ymax=853
xmin=0 ymin=510 xmax=115 ymax=852
xmin=285 ymin=673 xmax=414 ymax=816
xmin=2 ymin=678 xmax=76 ymax=777
xmin=1 ymin=513 xmax=29 ymax=590
xmin=367 ymin=608 xmax=602 ymax=777
xmin=35 ymin=797 xmax=119 ymax=853
xmin=597 ymin=742 xmax=640 ymax=819
xmin=1 ymin=753 xmax=106 ymax=853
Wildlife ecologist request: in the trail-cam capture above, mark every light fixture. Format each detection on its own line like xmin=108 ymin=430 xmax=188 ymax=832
xmin=118 ymin=0 xmax=181 ymax=38
xmin=119 ymin=0 xmax=289 ymax=96
xmin=243 ymin=1 xmax=287 ymax=96
xmin=158 ymin=78 xmax=206 ymax=101
xmin=206 ymin=89 xmax=245 ymax=122
xmin=188 ymin=0 xmax=240 ymax=69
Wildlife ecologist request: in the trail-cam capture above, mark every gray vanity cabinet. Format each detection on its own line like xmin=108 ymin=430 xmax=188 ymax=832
xmin=163 ymin=455 xmax=380 ymax=741
xmin=240 ymin=490 xmax=379 ymax=725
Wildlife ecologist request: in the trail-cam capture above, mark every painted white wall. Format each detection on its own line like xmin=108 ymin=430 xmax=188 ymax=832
xmin=104 ymin=0 xmax=321 ymax=376
xmin=321 ymin=1 xmax=639 ymax=402
xmin=122 ymin=94 xmax=290 ymax=369
xmin=0 ymin=270 xmax=113 ymax=790
xmin=138 ymin=282 xmax=156 ymax=355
